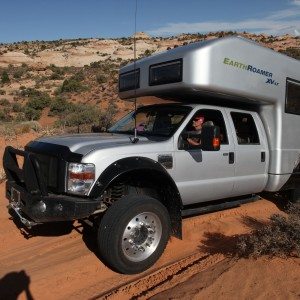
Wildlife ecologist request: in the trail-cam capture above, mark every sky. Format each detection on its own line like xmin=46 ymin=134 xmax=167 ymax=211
xmin=0 ymin=0 xmax=299 ymax=43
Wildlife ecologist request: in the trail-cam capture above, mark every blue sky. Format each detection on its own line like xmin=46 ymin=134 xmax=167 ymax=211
xmin=0 ymin=0 xmax=299 ymax=43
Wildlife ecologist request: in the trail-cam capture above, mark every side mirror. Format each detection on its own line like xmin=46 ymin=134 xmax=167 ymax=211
xmin=201 ymin=125 xmax=221 ymax=151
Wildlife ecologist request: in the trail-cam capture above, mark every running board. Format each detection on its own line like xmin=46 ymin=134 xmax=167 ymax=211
xmin=181 ymin=194 xmax=260 ymax=217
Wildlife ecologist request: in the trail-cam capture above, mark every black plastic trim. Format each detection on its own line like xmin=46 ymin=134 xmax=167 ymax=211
xmin=6 ymin=181 xmax=99 ymax=223
xmin=90 ymin=156 xmax=183 ymax=238
xmin=25 ymin=141 xmax=83 ymax=162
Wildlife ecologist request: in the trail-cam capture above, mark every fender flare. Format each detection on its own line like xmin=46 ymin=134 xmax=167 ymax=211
xmin=90 ymin=156 xmax=183 ymax=238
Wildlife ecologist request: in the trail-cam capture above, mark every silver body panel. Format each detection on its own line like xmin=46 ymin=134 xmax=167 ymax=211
xmin=36 ymin=103 xmax=270 ymax=205
xmin=119 ymin=37 xmax=300 ymax=191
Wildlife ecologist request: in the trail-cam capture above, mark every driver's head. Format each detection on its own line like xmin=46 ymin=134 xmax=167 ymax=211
xmin=192 ymin=115 xmax=205 ymax=129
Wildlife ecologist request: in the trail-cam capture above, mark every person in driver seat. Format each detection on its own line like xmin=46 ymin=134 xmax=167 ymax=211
xmin=187 ymin=115 xmax=205 ymax=146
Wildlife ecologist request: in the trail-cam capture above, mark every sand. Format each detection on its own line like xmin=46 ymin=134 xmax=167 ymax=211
xmin=0 ymin=181 xmax=299 ymax=299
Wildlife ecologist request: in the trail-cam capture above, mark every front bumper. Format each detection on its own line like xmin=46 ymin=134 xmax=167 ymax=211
xmin=6 ymin=181 xmax=100 ymax=225
xmin=3 ymin=146 xmax=100 ymax=227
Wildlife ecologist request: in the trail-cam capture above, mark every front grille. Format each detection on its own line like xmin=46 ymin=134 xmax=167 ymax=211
xmin=34 ymin=153 xmax=59 ymax=192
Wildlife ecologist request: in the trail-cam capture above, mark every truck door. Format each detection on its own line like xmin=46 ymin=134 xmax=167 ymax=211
xmin=226 ymin=109 xmax=268 ymax=196
xmin=174 ymin=108 xmax=236 ymax=205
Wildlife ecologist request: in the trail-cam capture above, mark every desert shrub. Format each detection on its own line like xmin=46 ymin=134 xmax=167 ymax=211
xmin=64 ymin=103 xmax=100 ymax=132
xmin=24 ymin=106 xmax=42 ymax=120
xmin=13 ymin=69 xmax=25 ymax=79
xmin=58 ymin=72 xmax=87 ymax=93
xmin=49 ymin=97 xmax=73 ymax=116
xmin=20 ymin=87 xmax=44 ymax=98
xmin=0 ymin=89 xmax=6 ymax=95
xmin=48 ymin=64 xmax=65 ymax=80
xmin=238 ymin=205 xmax=300 ymax=258
xmin=0 ymin=109 xmax=12 ymax=122
xmin=0 ymin=98 xmax=10 ymax=106
xmin=96 ymin=73 xmax=107 ymax=84
xmin=15 ymin=112 xmax=26 ymax=122
xmin=279 ymin=48 xmax=300 ymax=60
xmin=13 ymin=121 xmax=40 ymax=133
xmin=26 ymin=93 xmax=51 ymax=110
xmin=98 ymin=102 xmax=118 ymax=130
xmin=1 ymin=71 xmax=10 ymax=84
xmin=12 ymin=102 xmax=24 ymax=112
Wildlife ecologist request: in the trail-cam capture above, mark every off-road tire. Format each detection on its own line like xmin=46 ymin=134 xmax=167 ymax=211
xmin=97 ymin=195 xmax=170 ymax=274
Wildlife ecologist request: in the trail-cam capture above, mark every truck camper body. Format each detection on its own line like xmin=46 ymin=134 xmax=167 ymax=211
xmin=119 ymin=36 xmax=300 ymax=192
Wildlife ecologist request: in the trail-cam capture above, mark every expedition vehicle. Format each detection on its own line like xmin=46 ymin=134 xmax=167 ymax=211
xmin=3 ymin=36 xmax=300 ymax=274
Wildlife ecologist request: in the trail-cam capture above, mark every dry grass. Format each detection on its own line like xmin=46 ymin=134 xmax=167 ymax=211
xmin=238 ymin=204 xmax=300 ymax=258
xmin=0 ymin=167 xmax=6 ymax=183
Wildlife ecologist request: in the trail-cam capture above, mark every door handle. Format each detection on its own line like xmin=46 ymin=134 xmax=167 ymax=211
xmin=261 ymin=151 xmax=266 ymax=162
xmin=229 ymin=152 xmax=234 ymax=164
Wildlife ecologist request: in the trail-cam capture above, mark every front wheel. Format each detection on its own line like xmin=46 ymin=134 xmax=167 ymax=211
xmin=97 ymin=195 xmax=170 ymax=274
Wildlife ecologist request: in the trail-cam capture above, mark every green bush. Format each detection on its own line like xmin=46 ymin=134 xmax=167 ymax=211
xmin=48 ymin=64 xmax=65 ymax=80
xmin=26 ymin=94 xmax=51 ymax=110
xmin=59 ymin=77 xmax=87 ymax=93
xmin=12 ymin=102 xmax=24 ymax=112
xmin=1 ymin=71 xmax=10 ymax=84
xmin=24 ymin=106 xmax=42 ymax=120
xmin=0 ymin=98 xmax=10 ymax=106
xmin=49 ymin=97 xmax=73 ymax=116
xmin=64 ymin=103 xmax=100 ymax=132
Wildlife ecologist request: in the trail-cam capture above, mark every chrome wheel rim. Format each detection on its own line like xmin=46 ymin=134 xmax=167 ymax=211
xmin=121 ymin=212 xmax=162 ymax=262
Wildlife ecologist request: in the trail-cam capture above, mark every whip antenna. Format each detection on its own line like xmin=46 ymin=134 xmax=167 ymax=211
xmin=130 ymin=0 xmax=139 ymax=143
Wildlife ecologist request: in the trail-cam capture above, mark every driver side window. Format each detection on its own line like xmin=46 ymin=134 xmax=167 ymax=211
xmin=179 ymin=109 xmax=228 ymax=150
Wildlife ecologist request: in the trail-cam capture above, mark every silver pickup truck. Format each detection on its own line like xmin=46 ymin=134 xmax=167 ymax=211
xmin=3 ymin=37 xmax=300 ymax=274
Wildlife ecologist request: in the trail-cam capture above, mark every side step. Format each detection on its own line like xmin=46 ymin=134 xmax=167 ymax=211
xmin=181 ymin=194 xmax=260 ymax=217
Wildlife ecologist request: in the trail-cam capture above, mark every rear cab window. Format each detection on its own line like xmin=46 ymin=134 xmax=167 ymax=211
xmin=230 ymin=112 xmax=260 ymax=145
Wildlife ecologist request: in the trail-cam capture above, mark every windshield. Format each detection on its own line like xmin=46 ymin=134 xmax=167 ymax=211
xmin=108 ymin=105 xmax=191 ymax=138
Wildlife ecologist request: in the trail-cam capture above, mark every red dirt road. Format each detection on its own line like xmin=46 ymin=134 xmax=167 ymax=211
xmin=0 ymin=182 xmax=299 ymax=299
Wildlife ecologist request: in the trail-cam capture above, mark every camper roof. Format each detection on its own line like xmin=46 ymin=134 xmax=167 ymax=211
xmin=118 ymin=36 xmax=300 ymax=106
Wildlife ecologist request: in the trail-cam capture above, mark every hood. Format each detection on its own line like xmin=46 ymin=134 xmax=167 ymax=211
xmin=31 ymin=133 xmax=153 ymax=156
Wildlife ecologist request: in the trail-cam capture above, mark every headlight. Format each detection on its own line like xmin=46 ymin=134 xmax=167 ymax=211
xmin=67 ymin=163 xmax=95 ymax=195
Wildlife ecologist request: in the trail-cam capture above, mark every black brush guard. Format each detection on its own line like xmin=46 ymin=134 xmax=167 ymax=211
xmin=3 ymin=146 xmax=99 ymax=227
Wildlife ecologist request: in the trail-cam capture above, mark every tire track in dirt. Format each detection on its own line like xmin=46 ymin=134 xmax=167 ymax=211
xmin=94 ymin=252 xmax=227 ymax=300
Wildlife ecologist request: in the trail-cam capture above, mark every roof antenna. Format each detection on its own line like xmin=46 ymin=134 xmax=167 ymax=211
xmin=130 ymin=0 xmax=139 ymax=144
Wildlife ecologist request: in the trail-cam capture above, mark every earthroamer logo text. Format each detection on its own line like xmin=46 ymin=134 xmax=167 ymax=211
xmin=223 ymin=57 xmax=273 ymax=77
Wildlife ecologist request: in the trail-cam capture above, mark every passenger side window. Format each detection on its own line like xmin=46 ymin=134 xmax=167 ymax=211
xmin=230 ymin=112 xmax=260 ymax=145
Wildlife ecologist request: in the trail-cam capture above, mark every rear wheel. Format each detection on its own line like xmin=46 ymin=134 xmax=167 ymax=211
xmin=97 ymin=195 xmax=170 ymax=274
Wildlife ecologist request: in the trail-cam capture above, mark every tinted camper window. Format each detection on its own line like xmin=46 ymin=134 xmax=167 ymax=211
xmin=286 ymin=78 xmax=300 ymax=115
xmin=119 ymin=69 xmax=140 ymax=92
xmin=149 ymin=59 xmax=182 ymax=86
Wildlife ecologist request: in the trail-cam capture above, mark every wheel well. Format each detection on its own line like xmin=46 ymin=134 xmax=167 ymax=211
xmin=102 ymin=169 xmax=182 ymax=238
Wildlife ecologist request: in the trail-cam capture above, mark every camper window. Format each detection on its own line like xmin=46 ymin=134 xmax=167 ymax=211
xmin=286 ymin=78 xmax=300 ymax=115
xmin=230 ymin=112 xmax=260 ymax=145
xmin=149 ymin=59 xmax=182 ymax=86
xmin=119 ymin=69 xmax=140 ymax=92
